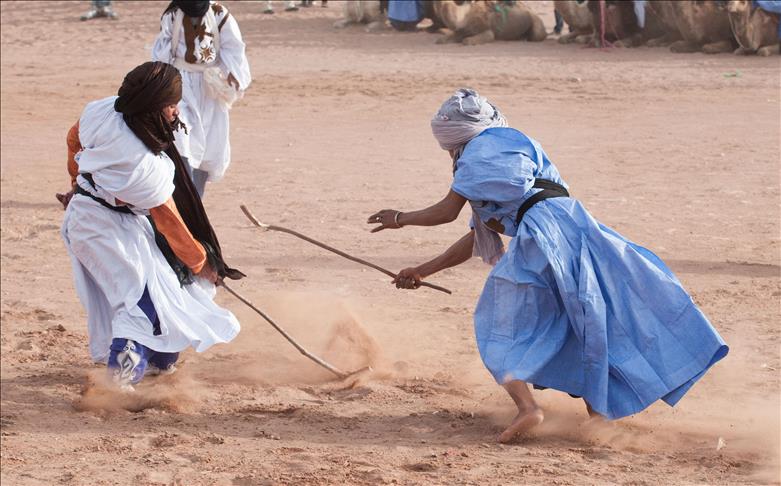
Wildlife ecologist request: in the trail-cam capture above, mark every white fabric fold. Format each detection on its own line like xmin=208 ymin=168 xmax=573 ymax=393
xmin=77 ymin=97 xmax=174 ymax=210
xmin=472 ymin=211 xmax=505 ymax=266
xmin=62 ymin=197 xmax=240 ymax=362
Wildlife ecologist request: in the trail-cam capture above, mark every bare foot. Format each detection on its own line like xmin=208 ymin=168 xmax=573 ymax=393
xmin=497 ymin=407 xmax=544 ymax=443
xmin=585 ymin=401 xmax=599 ymax=418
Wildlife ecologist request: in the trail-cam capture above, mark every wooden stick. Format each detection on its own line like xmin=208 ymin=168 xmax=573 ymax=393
xmin=221 ymin=282 xmax=348 ymax=379
xmin=239 ymin=205 xmax=452 ymax=295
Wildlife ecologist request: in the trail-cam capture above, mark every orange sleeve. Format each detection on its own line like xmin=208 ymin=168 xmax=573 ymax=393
xmin=66 ymin=121 xmax=82 ymax=187
xmin=149 ymin=198 xmax=207 ymax=274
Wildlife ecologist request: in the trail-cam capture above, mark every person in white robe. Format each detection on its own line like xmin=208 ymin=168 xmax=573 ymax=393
xmin=62 ymin=62 xmax=241 ymax=389
xmin=152 ymin=1 xmax=252 ymax=196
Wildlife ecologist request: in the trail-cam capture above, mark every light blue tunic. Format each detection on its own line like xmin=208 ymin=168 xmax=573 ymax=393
xmin=452 ymin=127 xmax=728 ymax=420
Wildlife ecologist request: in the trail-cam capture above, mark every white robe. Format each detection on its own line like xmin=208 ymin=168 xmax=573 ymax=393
xmin=152 ymin=2 xmax=252 ymax=182
xmin=62 ymin=97 xmax=240 ymax=363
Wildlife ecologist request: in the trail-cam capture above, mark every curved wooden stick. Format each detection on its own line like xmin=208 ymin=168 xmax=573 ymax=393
xmin=221 ymin=282 xmax=349 ymax=379
xmin=240 ymin=205 xmax=452 ymax=295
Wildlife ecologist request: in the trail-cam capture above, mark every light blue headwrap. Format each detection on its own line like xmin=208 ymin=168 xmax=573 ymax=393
xmin=430 ymin=88 xmax=507 ymax=151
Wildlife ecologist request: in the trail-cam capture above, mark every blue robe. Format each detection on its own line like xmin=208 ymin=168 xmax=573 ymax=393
xmin=451 ymin=127 xmax=728 ymax=420
xmin=388 ymin=0 xmax=423 ymax=22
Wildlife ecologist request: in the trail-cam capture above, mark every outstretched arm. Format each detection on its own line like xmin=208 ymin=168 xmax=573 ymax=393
xmin=368 ymin=189 xmax=467 ymax=233
xmin=57 ymin=120 xmax=82 ymax=209
xmin=393 ymin=230 xmax=475 ymax=289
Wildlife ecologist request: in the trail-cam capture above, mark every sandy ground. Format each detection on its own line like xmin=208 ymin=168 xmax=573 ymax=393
xmin=1 ymin=1 xmax=780 ymax=484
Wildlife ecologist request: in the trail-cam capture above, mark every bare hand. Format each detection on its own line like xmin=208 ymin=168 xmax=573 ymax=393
xmin=392 ymin=267 xmax=422 ymax=289
xmin=196 ymin=263 xmax=219 ymax=284
xmin=367 ymin=209 xmax=402 ymax=233
xmin=227 ymin=72 xmax=240 ymax=91
xmin=56 ymin=189 xmax=75 ymax=210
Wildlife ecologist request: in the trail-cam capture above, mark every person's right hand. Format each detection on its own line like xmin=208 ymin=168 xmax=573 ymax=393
xmin=196 ymin=263 xmax=220 ymax=285
xmin=392 ymin=267 xmax=422 ymax=289
xmin=56 ymin=189 xmax=75 ymax=210
xmin=227 ymin=72 xmax=240 ymax=91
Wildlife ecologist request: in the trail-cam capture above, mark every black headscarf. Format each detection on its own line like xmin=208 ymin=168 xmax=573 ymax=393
xmin=114 ymin=62 xmax=184 ymax=155
xmin=115 ymin=61 xmax=244 ymax=283
xmin=164 ymin=0 xmax=211 ymax=18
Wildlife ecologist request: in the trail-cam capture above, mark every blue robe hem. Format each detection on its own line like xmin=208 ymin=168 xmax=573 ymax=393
xmin=494 ymin=342 xmax=728 ymax=420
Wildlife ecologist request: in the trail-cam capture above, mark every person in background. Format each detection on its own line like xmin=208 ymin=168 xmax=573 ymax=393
xmin=387 ymin=0 xmax=423 ymax=31
xmin=553 ymin=8 xmax=564 ymax=35
xmin=263 ymin=1 xmax=299 ymax=14
xmin=299 ymin=0 xmax=328 ymax=7
xmin=152 ymin=1 xmax=252 ymax=197
xmin=80 ymin=0 xmax=118 ymax=21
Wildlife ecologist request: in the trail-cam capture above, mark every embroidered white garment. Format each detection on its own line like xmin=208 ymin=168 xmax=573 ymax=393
xmin=152 ymin=2 xmax=252 ymax=181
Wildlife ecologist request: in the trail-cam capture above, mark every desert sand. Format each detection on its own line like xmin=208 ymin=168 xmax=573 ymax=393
xmin=1 ymin=1 xmax=780 ymax=484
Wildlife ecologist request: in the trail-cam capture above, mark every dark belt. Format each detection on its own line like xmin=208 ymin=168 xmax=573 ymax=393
xmin=514 ymin=178 xmax=570 ymax=225
xmin=75 ymin=172 xmax=193 ymax=285
xmin=74 ymin=184 xmax=133 ymax=214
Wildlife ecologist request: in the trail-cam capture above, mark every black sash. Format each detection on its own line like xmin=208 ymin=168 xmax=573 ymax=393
xmin=74 ymin=176 xmax=133 ymax=215
xmin=76 ymin=173 xmax=192 ymax=285
xmin=515 ymin=178 xmax=570 ymax=225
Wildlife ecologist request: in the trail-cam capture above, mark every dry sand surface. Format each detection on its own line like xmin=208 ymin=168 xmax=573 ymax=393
xmin=2 ymin=1 xmax=780 ymax=484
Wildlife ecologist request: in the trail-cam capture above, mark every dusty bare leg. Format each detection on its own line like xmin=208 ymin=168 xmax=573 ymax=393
xmin=584 ymin=399 xmax=604 ymax=419
xmin=497 ymin=380 xmax=544 ymax=443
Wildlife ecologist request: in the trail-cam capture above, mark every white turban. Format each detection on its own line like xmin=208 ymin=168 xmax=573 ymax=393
xmin=430 ymin=88 xmax=507 ymax=151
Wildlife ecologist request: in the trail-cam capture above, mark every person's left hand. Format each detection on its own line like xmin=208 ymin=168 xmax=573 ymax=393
xmin=227 ymin=73 xmax=240 ymax=91
xmin=56 ymin=189 xmax=75 ymax=210
xmin=367 ymin=209 xmax=402 ymax=233
xmin=196 ymin=263 xmax=220 ymax=284
xmin=392 ymin=267 xmax=421 ymax=289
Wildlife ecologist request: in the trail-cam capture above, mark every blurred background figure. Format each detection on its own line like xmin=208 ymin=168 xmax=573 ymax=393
xmin=299 ymin=0 xmax=328 ymax=7
xmin=333 ymin=0 xmax=386 ymax=30
xmin=553 ymin=8 xmax=564 ymax=34
xmin=263 ymin=1 xmax=299 ymax=14
xmin=388 ymin=0 xmax=423 ymax=31
xmin=80 ymin=0 xmax=118 ymax=21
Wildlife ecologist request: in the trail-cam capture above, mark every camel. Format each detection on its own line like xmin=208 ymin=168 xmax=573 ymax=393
xmin=433 ymin=0 xmax=547 ymax=46
xmin=553 ymin=0 xmax=593 ymax=44
xmin=333 ymin=0 xmax=386 ymax=32
xmin=667 ymin=1 xmax=737 ymax=53
xmin=582 ymin=1 xmax=689 ymax=49
xmin=726 ymin=0 xmax=780 ymax=56
xmin=642 ymin=0 xmax=683 ymax=47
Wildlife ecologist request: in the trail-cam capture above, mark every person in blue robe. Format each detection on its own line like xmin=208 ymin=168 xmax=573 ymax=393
xmin=367 ymin=88 xmax=728 ymax=443
xmin=387 ymin=0 xmax=423 ymax=31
